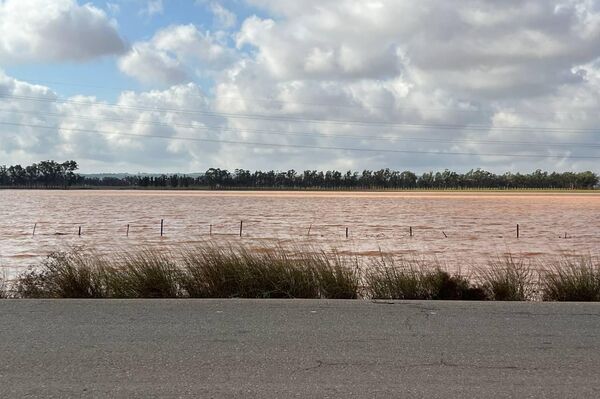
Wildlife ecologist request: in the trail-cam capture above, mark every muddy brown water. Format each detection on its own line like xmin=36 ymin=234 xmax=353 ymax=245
xmin=1 ymin=190 xmax=599 ymax=273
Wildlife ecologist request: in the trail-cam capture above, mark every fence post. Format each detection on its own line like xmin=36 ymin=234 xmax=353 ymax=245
xmin=32 ymin=223 xmax=37 ymax=237
xmin=517 ymin=224 xmax=520 ymax=239
xmin=126 ymin=224 xmax=130 ymax=237
xmin=240 ymin=221 xmax=243 ymax=237
xmin=78 ymin=226 xmax=81 ymax=236
xmin=409 ymin=226 xmax=413 ymax=237
xmin=346 ymin=227 xmax=349 ymax=239
xmin=161 ymin=219 xmax=164 ymax=237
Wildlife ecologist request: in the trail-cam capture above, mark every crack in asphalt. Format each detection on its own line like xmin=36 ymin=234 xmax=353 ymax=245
xmin=292 ymin=356 xmax=543 ymax=376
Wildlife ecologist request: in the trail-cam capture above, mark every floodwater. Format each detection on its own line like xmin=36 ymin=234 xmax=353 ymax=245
xmin=1 ymin=189 xmax=599 ymax=272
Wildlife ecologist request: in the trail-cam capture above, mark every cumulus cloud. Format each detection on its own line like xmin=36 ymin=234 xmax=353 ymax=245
xmin=210 ymin=2 xmax=237 ymax=29
xmin=5 ymin=0 xmax=600 ymax=173
xmin=0 ymin=71 xmax=234 ymax=171
xmin=119 ymin=24 xmax=238 ymax=86
xmin=240 ymin=0 xmax=600 ymax=95
xmin=0 ymin=0 xmax=126 ymax=63
xmin=209 ymin=0 xmax=600 ymax=171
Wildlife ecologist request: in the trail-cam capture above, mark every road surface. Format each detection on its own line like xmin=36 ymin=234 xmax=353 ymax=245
xmin=1 ymin=300 xmax=600 ymax=398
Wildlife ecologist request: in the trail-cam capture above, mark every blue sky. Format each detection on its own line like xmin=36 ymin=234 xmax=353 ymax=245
xmin=4 ymin=0 xmax=264 ymax=100
xmin=2 ymin=0 xmax=600 ymax=173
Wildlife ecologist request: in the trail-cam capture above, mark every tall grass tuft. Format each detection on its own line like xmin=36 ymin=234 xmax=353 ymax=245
xmin=179 ymin=245 xmax=359 ymax=299
xmin=14 ymin=251 xmax=110 ymax=298
xmin=365 ymin=255 xmax=486 ymax=300
xmin=310 ymin=251 xmax=361 ymax=299
xmin=0 ymin=269 xmax=8 ymax=299
xmin=109 ymin=250 xmax=181 ymax=298
xmin=478 ymin=255 xmax=537 ymax=301
xmin=541 ymin=256 xmax=600 ymax=302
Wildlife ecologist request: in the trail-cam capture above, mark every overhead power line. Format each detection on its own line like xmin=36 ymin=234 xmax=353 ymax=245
xmin=1 ymin=120 xmax=598 ymax=160
xmin=2 ymin=108 xmax=600 ymax=148
xmin=2 ymin=93 xmax=600 ymax=134
xmin=19 ymin=78 xmax=597 ymax=119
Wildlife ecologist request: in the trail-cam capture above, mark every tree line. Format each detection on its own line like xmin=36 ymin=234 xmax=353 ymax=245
xmin=1 ymin=161 xmax=598 ymax=189
xmin=0 ymin=160 xmax=79 ymax=188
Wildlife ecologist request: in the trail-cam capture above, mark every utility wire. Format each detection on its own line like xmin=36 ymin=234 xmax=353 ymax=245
xmin=2 ymin=108 xmax=600 ymax=148
xmin=19 ymin=78 xmax=597 ymax=118
xmin=0 ymin=121 xmax=598 ymax=160
xmin=2 ymin=93 xmax=600 ymax=134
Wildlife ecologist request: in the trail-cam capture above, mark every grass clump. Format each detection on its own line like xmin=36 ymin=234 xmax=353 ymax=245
xmin=0 ymin=270 xmax=8 ymax=299
xmin=541 ymin=256 xmax=600 ymax=302
xmin=108 ymin=250 xmax=181 ymax=298
xmin=478 ymin=255 xmax=537 ymax=301
xmin=310 ymin=252 xmax=361 ymax=299
xmin=179 ymin=245 xmax=359 ymax=299
xmin=365 ymin=255 xmax=486 ymax=300
xmin=15 ymin=251 xmax=110 ymax=298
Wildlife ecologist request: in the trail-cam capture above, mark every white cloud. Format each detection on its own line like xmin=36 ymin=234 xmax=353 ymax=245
xmin=5 ymin=1 xmax=600 ymax=173
xmin=210 ymin=2 xmax=237 ymax=29
xmin=0 ymin=0 xmax=126 ymax=63
xmin=209 ymin=0 xmax=600 ymax=171
xmin=0 ymin=71 xmax=230 ymax=171
xmin=140 ymin=0 xmax=164 ymax=17
xmin=118 ymin=44 xmax=190 ymax=86
xmin=106 ymin=2 xmax=120 ymax=15
xmin=119 ymin=24 xmax=238 ymax=86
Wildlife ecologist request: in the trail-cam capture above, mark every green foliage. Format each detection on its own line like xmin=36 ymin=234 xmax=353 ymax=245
xmin=14 ymin=251 xmax=110 ymax=298
xmin=365 ymin=256 xmax=486 ymax=300
xmin=478 ymin=256 xmax=537 ymax=301
xmin=179 ymin=245 xmax=359 ymax=299
xmin=14 ymin=246 xmax=360 ymax=300
xmin=0 ymin=270 xmax=7 ymax=299
xmin=109 ymin=251 xmax=181 ymax=298
xmin=11 ymin=249 xmax=600 ymax=302
xmin=0 ymin=160 xmax=79 ymax=188
xmin=541 ymin=257 xmax=600 ymax=302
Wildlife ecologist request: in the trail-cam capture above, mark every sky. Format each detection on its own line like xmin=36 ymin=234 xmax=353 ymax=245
xmin=1 ymin=0 xmax=600 ymax=173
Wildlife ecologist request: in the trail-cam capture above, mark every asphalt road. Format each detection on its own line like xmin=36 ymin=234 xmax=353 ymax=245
xmin=1 ymin=300 xmax=600 ymax=398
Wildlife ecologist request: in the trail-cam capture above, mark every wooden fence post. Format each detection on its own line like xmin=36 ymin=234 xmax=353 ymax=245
xmin=161 ymin=219 xmax=164 ymax=237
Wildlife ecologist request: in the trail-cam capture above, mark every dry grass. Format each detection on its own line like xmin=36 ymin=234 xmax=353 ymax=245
xmin=364 ymin=255 xmax=486 ymax=300
xmin=540 ymin=256 xmax=600 ymax=302
xmin=108 ymin=250 xmax=181 ymax=298
xmin=0 ymin=269 xmax=8 ymax=299
xmin=12 ymin=245 xmax=360 ymax=299
xmin=179 ymin=245 xmax=360 ymax=299
xmin=15 ymin=251 xmax=111 ymax=298
xmin=478 ymin=255 xmax=537 ymax=301
xmin=10 ymin=248 xmax=600 ymax=302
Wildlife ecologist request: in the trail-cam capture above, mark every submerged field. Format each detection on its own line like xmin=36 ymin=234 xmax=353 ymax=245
xmin=1 ymin=189 xmax=600 ymax=274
